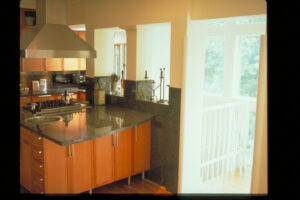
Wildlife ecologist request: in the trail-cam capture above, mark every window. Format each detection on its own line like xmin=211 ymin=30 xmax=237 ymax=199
xmin=204 ymin=36 xmax=225 ymax=94
xmin=114 ymin=45 xmax=121 ymax=77
xmin=237 ymin=35 xmax=261 ymax=98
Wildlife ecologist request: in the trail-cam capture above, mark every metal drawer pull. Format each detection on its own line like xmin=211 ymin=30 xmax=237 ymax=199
xmin=37 ymin=137 xmax=42 ymax=140
xmin=38 ymin=95 xmax=51 ymax=97
xmin=39 ymin=164 xmax=43 ymax=168
xmin=71 ymin=144 xmax=74 ymax=157
xmin=38 ymin=150 xmax=43 ymax=154
xmin=116 ymin=133 xmax=118 ymax=147
xmin=40 ymin=178 xmax=44 ymax=182
xmin=40 ymin=192 xmax=44 ymax=194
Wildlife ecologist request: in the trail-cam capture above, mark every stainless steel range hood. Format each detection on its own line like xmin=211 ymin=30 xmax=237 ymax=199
xmin=20 ymin=0 xmax=96 ymax=58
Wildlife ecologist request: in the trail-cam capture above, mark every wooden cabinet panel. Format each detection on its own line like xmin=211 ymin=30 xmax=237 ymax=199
xmin=43 ymin=138 xmax=69 ymax=194
xmin=114 ymin=129 xmax=132 ymax=181
xmin=21 ymin=58 xmax=45 ymax=72
xmin=94 ymin=134 xmax=114 ymax=187
xmin=69 ymin=140 xmax=93 ymax=193
xmin=63 ymin=58 xmax=79 ymax=71
xmin=20 ymin=139 xmax=32 ymax=191
xmin=79 ymin=92 xmax=86 ymax=100
xmin=20 ymin=127 xmax=32 ymax=192
xmin=79 ymin=58 xmax=86 ymax=70
xmin=133 ymin=121 xmax=151 ymax=175
xmin=45 ymin=58 xmax=63 ymax=71
xmin=20 ymin=96 xmax=32 ymax=106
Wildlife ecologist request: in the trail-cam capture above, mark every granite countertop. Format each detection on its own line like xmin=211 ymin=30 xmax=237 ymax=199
xmin=20 ymin=87 xmax=86 ymax=97
xmin=20 ymin=105 xmax=155 ymax=146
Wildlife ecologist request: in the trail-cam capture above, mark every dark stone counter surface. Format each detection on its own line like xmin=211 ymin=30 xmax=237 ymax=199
xmin=20 ymin=105 xmax=155 ymax=146
xmin=20 ymin=87 xmax=86 ymax=97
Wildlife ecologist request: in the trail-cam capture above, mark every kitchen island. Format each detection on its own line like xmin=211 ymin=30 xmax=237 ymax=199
xmin=20 ymin=105 xmax=154 ymax=194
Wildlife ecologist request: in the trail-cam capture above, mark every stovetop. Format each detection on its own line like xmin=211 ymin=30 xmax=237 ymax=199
xmin=23 ymin=99 xmax=89 ymax=115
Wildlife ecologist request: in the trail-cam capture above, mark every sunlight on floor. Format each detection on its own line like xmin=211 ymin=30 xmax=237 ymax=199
xmin=199 ymin=148 xmax=253 ymax=194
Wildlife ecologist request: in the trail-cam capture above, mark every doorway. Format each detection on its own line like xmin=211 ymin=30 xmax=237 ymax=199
xmin=180 ymin=14 xmax=266 ymax=193
xmin=199 ymin=15 xmax=266 ymax=193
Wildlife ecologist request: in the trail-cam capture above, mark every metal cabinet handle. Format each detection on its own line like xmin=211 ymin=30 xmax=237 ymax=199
xmin=116 ymin=133 xmax=118 ymax=147
xmin=71 ymin=144 xmax=74 ymax=157
xmin=38 ymin=95 xmax=51 ymax=97
xmin=135 ymin=127 xmax=138 ymax=142
xmin=40 ymin=178 xmax=44 ymax=182
xmin=37 ymin=137 xmax=42 ymax=140
xmin=38 ymin=150 xmax=43 ymax=154
xmin=67 ymin=144 xmax=74 ymax=157
xmin=39 ymin=164 xmax=43 ymax=168
xmin=113 ymin=133 xmax=118 ymax=147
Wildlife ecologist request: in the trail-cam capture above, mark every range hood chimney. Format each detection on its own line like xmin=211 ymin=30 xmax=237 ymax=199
xmin=20 ymin=0 xmax=96 ymax=58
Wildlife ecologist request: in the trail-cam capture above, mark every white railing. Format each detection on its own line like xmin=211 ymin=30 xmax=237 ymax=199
xmin=199 ymin=101 xmax=250 ymax=183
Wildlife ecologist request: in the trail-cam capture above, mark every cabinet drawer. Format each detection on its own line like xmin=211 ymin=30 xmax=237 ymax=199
xmin=31 ymin=159 xmax=44 ymax=176
xmin=31 ymin=133 xmax=43 ymax=149
xmin=31 ymin=171 xmax=44 ymax=191
xmin=32 ymin=147 xmax=44 ymax=162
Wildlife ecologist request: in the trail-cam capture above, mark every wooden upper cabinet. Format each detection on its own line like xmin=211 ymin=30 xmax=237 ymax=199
xmin=114 ymin=129 xmax=132 ymax=181
xmin=94 ymin=134 xmax=115 ymax=187
xmin=74 ymin=31 xmax=86 ymax=41
xmin=20 ymin=58 xmax=45 ymax=72
xmin=132 ymin=121 xmax=151 ymax=175
xmin=45 ymin=58 xmax=63 ymax=71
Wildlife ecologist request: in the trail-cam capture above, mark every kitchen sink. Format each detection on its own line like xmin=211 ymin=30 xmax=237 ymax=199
xmin=26 ymin=115 xmax=62 ymax=124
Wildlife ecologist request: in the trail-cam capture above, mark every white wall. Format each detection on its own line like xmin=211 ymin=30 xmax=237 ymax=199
xmin=136 ymin=23 xmax=171 ymax=99
xmin=94 ymin=28 xmax=116 ymax=76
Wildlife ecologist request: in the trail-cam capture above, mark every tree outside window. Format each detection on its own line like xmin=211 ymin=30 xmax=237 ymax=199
xmin=237 ymin=35 xmax=261 ymax=98
xmin=204 ymin=36 xmax=225 ymax=94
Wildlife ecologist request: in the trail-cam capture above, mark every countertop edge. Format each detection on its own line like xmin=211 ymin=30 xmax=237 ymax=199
xmin=20 ymin=115 xmax=156 ymax=146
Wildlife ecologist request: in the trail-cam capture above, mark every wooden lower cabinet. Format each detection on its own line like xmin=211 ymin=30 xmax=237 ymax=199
xmin=94 ymin=134 xmax=115 ymax=187
xmin=68 ymin=140 xmax=93 ymax=193
xmin=43 ymin=139 xmax=93 ymax=194
xmin=114 ymin=129 xmax=132 ymax=181
xmin=132 ymin=121 xmax=151 ymax=175
xmin=20 ymin=127 xmax=33 ymax=192
xmin=20 ymin=120 xmax=151 ymax=194
xmin=93 ymin=129 xmax=132 ymax=187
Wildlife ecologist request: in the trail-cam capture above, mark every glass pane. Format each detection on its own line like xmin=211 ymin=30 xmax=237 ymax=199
xmin=204 ymin=36 xmax=225 ymax=94
xmin=238 ymin=35 xmax=260 ymax=97
xmin=205 ymin=19 xmax=227 ymax=27
xmin=114 ymin=45 xmax=120 ymax=55
xmin=236 ymin=16 xmax=266 ymax=25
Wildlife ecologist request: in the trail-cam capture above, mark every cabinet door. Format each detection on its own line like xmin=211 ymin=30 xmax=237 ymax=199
xmin=63 ymin=58 xmax=80 ymax=71
xmin=114 ymin=129 xmax=132 ymax=181
xmin=69 ymin=140 xmax=93 ymax=193
xmin=20 ymin=127 xmax=32 ymax=191
xmin=133 ymin=121 xmax=151 ymax=175
xmin=45 ymin=58 xmax=63 ymax=71
xmin=94 ymin=134 xmax=114 ymax=187
xmin=21 ymin=58 xmax=45 ymax=72
xmin=43 ymin=138 xmax=69 ymax=194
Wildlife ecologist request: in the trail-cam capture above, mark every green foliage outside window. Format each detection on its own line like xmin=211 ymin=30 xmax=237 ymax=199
xmin=238 ymin=35 xmax=261 ymax=98
xmin=204 ymin=36 xmax=225 ymax=94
